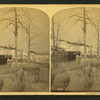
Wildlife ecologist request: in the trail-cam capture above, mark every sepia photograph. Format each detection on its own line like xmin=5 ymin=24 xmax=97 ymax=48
xmin=0 ymin=7 xmax=49 ymax=92
xmin=51 ymin=7 xmax=100 ymax=92
xmin=0 ymin=4 xmax=100 ymax=95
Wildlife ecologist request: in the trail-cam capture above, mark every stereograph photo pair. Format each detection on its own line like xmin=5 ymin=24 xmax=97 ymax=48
xmin=0 ymin=5 xmax=99 ymax=94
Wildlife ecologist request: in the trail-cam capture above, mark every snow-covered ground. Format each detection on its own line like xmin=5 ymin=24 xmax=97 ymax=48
xmin=0 ymin=63 xmax=49 ymax=92
xmin=51 ymin=60 xmax=100 ymax=92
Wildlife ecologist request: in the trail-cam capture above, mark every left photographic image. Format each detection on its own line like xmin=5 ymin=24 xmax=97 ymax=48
xmin=0 ymin=7 xmax=49 ymax=92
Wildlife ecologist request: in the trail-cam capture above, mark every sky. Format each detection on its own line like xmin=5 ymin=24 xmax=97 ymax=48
xmin=52 ymin=7 xmax=99 ymax=51
xmin=0 ymin=7 xmax=49 ymax=55
xmin=0 ymin=6 xmax=100 ymax=55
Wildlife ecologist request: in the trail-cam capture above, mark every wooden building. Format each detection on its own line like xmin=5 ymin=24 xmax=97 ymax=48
xmin=0 ymin=55 xmax=12 ymax=64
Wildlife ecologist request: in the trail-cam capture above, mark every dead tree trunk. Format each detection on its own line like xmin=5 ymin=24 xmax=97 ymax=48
xmin=86 ymin=8 xmax=100 ymax=60
xmin=97 ymin=11 xmax=100 ymax=60
xmin=97 ymin=27 xmax=99 ymax=60
xmin=55 ymin=20 xmax=60 ymax=68
xmin=28 ymin=31 xmax=31 ymax=64
xmin=52 ymin=18 xmax=56 ymax=69
xmin=14 ymin=7 xmax=18 ymax=66
xmin=83 ymin=8 xmax=87 ymax=63
xmin=22 ymin=16 xmax=32 ymax=65
xmin=52 ymin=18 xmax=56 ymax=52
xmin=56 ymin=20 xmax=60 ymax=54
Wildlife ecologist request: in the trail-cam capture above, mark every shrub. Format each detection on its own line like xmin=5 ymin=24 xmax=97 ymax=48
xmin=52 ymin=71 xmax=70 ymax=91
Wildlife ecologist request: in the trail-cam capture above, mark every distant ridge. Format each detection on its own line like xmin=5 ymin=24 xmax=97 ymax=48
xmin=30 ymin=51 xmax=48 ymax=55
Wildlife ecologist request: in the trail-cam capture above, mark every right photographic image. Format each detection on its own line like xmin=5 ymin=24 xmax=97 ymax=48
xmin=51 ymin=7 xmax=100 ymax=92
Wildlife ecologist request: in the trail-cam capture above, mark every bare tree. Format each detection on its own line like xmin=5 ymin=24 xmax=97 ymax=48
xmin=51 ymin=17 xmax=56 ymax=69
xmin=83 ymin=8 xmax=87 ymax=62
xmin=0 ymin=8 xmax=20 ymax=66
xmin=0 ymin=7 xmax=30 ymax=66
xmin=96 ymin=10 xmax=100 ymax=60
xmin=52 ymin=16 xmax=62 ymax=68
xmin=52 ymin=17 xmax=56 ymax=52
xmin=14 ymin=8 xmax=18 ymax=66
xmin=56 ymin=20 xmax=62 ymax=52
xmin=20 ymin=14 xmax=39 ymax=64
xmin=63 ymin=7 xmax=96 ymax=62
xmin=86 ymin=8 xmax=100 ymax=60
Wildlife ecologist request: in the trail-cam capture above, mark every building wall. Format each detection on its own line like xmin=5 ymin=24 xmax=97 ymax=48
xmin=0 ymin=48 xmax=24 ymax=59
xmin=59 ymin=42 xmax=93 ymax=55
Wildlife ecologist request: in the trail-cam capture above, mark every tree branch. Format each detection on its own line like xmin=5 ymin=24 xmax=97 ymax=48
xmin=0 ymin=18 xmax=15 ymax=24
